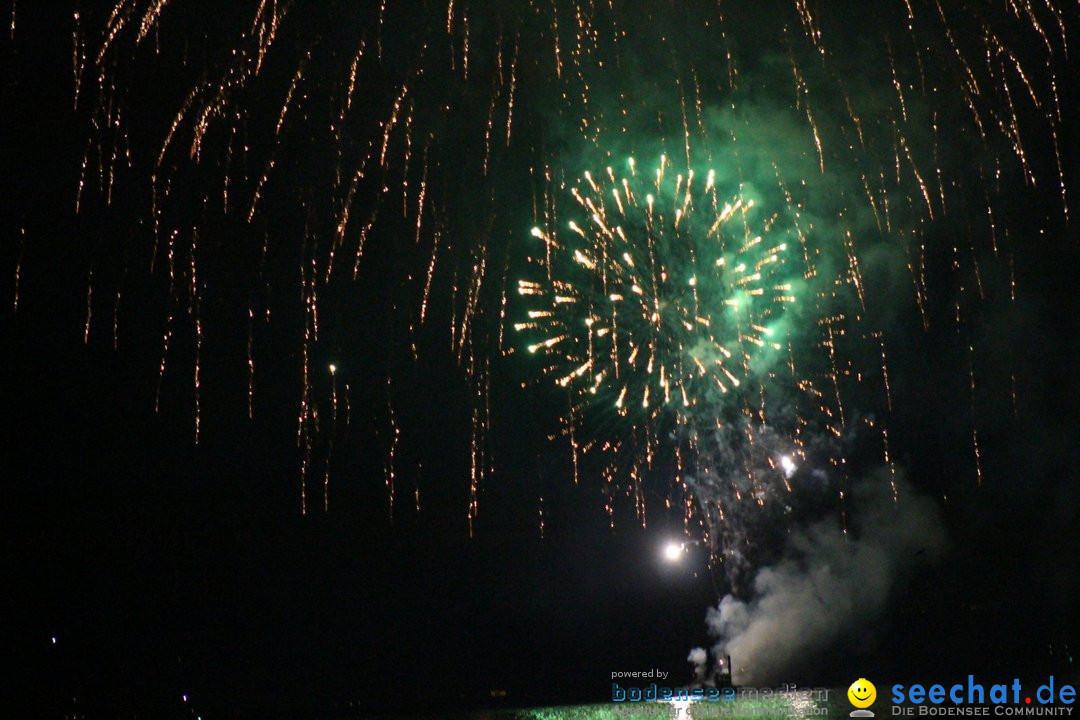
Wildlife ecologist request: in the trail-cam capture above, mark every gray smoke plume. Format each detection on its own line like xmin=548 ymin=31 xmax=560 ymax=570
xmin=688 ymin=647 xmax=708 ymax=683
xmin=705 ymin=470 xmax=946 ymax=685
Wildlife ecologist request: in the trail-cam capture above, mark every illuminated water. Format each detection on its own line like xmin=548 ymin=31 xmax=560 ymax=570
xmin=384 ymin=691 xmax=849 ymax=720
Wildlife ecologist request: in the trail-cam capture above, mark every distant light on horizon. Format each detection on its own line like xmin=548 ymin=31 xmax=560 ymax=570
xmin=663 ymin=541 xmax=684 ymax=562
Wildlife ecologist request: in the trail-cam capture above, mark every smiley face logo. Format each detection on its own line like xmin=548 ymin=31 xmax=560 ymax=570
xmin=848 ymin=678 xmax=877 ymax=714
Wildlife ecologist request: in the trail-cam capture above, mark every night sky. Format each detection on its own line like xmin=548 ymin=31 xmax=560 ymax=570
xmin=3 ymin=2 xmax=1079 ymax=719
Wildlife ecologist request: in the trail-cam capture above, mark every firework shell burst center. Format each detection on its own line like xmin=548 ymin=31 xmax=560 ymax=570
xmin=519 ymin=157 xmax=797 ymax=441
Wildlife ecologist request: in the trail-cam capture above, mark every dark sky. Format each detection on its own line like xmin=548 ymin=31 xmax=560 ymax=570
xmin=3 ymin=2 xmax=1079 ymax=719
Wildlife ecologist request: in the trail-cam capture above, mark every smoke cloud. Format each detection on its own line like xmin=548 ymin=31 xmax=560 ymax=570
xmin=688 ymin=647 xmax=708 ymax=683
xmin=705 ymin=471 xmax=946 ymax=685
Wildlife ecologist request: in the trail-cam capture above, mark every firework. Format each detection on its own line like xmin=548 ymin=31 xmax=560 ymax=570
xmin=14 ymin=0 xmax=1074 ymax=527
xmin=520 ymin=157 xmax=796 ymax=429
